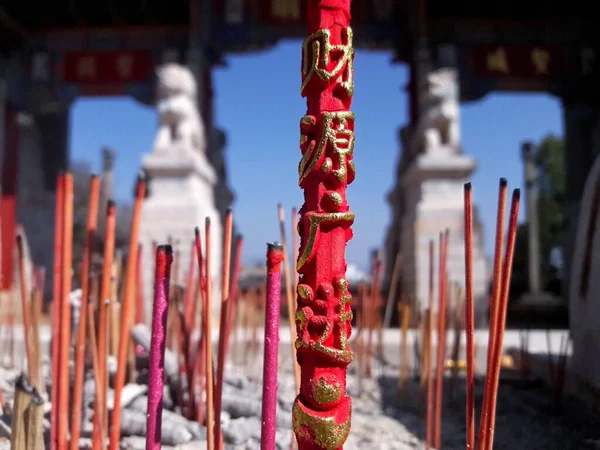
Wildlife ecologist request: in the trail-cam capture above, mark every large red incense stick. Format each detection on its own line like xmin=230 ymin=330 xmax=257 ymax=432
xmin=16 ymin=235 xmax=35 ymax=387
xmin=93 ymin=201 xmax=117 ymax=450
xmin=261 ymin=243 xmax=283 ymax=450
xmin=478 ymin=179 xmax=507 ymax=450
xmin=58 ymin=173 xmax=74 ymax=450
xmin=50 ymin=174 xmax=65 ymax=450
xmin=110 ymin=178 xmax=146 ymax=450
xmin=463 ymin=183 xmax=475 ymax=450
xmin=145 ymin=245 xmax=174 ymax=450
xmin=484 ymin=189 xmax=520 ymax=450
xmin=215 ymin=209 xmax=233 ymax=449
xmin=434 ymin=230 xmax=450 ymax=449
xmin=71 ymin=175 xmax=101 ymax=450
xmin=293 ymin=1 xmax=355 ymax=447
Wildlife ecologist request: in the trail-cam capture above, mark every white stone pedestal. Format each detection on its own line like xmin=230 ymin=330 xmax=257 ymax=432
xmin=400 ymin=151 xmax=488 ymax=321
xmin=139 ymin=150 xmax=222 ymax=324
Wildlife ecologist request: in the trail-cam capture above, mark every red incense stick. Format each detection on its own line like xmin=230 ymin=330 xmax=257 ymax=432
xmin=58 ymin=172 xmax=74 ymax=450
xmin=145 ymin=245 xmax=173 ymax=450
xmin=478 ymin=179 xmax=507 ymax=450
xmin=50 ymin=174 xmax=65 ymax=450
xmin=434 ymin=230 xmax=450 ymax=449
xmin=204 ymin=219 xmax=215 ymax=450
xmin=463 ymin=183 xmax=475 ymax=450
xmin=71 ymin=175 xmax=101 ymax=450
xmin=111 ymin=177 xmax=146 ymax=450
xmin=293 ymin=1 xmax=355 ymax=447
xmin=260 ymin=243 xmax=283 ymax=450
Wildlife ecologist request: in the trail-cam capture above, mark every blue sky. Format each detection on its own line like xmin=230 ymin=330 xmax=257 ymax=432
xmin=70 ymin=40 xmax=563 ymax=270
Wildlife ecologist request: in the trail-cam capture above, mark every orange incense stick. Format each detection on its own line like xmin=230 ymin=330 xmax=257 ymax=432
xmin=277 ymin=204 xmax=301 ymax=392
xmin=464 ymin=183 xmax=476 ymax=450
xmin=58 ymin=172 xmax=74 ymax=450
xmin=16 ymin=235 xmax=35 ymax=388
xmin=110 ymin=178 xmax=146 ymax=450
xmin=50 ymin=174 xmax=65 ymax=450
xmin=93 ymin=201 xmax=116 ymax=450
xmin=215 ymin=210 xmax=233 ymax=450
xmin=434 ymin=231 xmax=450 ymax=449
xmin=204 ymin=218 xmax=215 ymax=450
xmin=224 ymin=235 xmax=243 ymax=356
xmin=88 ymin=290 xmax=108 ymax=449
xmin=71 ymin=175 xmax=101 ymax=450
xmin=478 ymin=179 xmax=507 ymax=450
xmin=425 ymin=239 xmax=435 ymax=450
xmin=484 ymin=189 xmax=520 ymax=450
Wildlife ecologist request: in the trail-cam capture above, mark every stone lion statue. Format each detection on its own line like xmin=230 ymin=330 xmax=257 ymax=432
xmin=410 ymin=68 xmax=460 ymax=155
xmin=153 ymin=63 xmax=206 ymax=155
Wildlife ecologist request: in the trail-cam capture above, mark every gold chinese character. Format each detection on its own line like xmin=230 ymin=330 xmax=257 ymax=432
xmin=301 ymin=27 xmax=354 ymax=97
xmin=77 ymin=56 xmax=96 ymax=79
xmin=116 ymin=54 xmax=134 ymax=79
xmin=272 ymin=0 xmax=300 ymax=20
xmin=531 ymin=47 xmax=551 ymax=75
xmin=486 ymin=47 xmax=509 ymax=74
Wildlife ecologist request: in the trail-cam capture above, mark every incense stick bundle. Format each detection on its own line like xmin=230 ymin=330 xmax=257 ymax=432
xmin=110 ymin=177 xmax=146 ymax=450
xmin=260 ymin=243 xmax=283 ymax=450
xmin=25 ymin=389 xmax=44 ymax=450
xmin=482 ymin=188 xmax=520 ymax=450
xmin=11 ymin=375 xmax=33 ymax=450
xmin=145 ymin=245 xmax=173 ymax=450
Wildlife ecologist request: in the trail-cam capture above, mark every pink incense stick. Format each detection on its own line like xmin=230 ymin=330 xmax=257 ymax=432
xmin=145 ymin=245 xmax=174 ymax=450
xmin=260 ymin=242 xmax=283 ymax=450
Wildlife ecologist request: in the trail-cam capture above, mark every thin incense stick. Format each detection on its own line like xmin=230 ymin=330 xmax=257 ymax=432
xmin=260 ymin=243 xmax=283 ymax=450
xmin=464 ymin=183 xmax=475 ymax=450
xmin=484 ymin=189 xmax=520 ymax=450
xmin=277 ymin=204 xmax=301 ymax=393
xmin=58 ymin=172 xmax=74 ymax=450
xmin=93 ymin=201 xmax=117 ymax=450
xmin=16 ymin=236 xmax=35 ymax=387
xmin=71 ymin=175 xmax=101 ymax=450
xmin=204 ymin=219 xmax=215 ymax=450
xmin=145 ymin=245 xmax=173 ymax=450
xmin=425 ymin=240 xmax=435 ymax=450
xmin=110 ymin=177 xmax=146 ymax=450
xmin=225 ymin=236 xmax=243 ymax=356
xmin=135 ymin=243 xmax=144 ymax=325
xmin=88 ymin=291 xmax=107 ymax=449
xmin=215 ymin=209 xmax=233 ymax=449
xmin=478 ymin=178 xmax=507 ymax=450
xmin=193 ymin=227 xmax=207 ymax=426
xmin=434 ymin=230 xmax=450 ymax=449
xmin=50 ymin=174 xmax=65 ymax=450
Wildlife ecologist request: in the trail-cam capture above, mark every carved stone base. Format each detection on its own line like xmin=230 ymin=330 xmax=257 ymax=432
xmin=139 ymin=150 xmax=222 ymax=324
xmin=400 ymin=152 xmax=488 ymax=322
